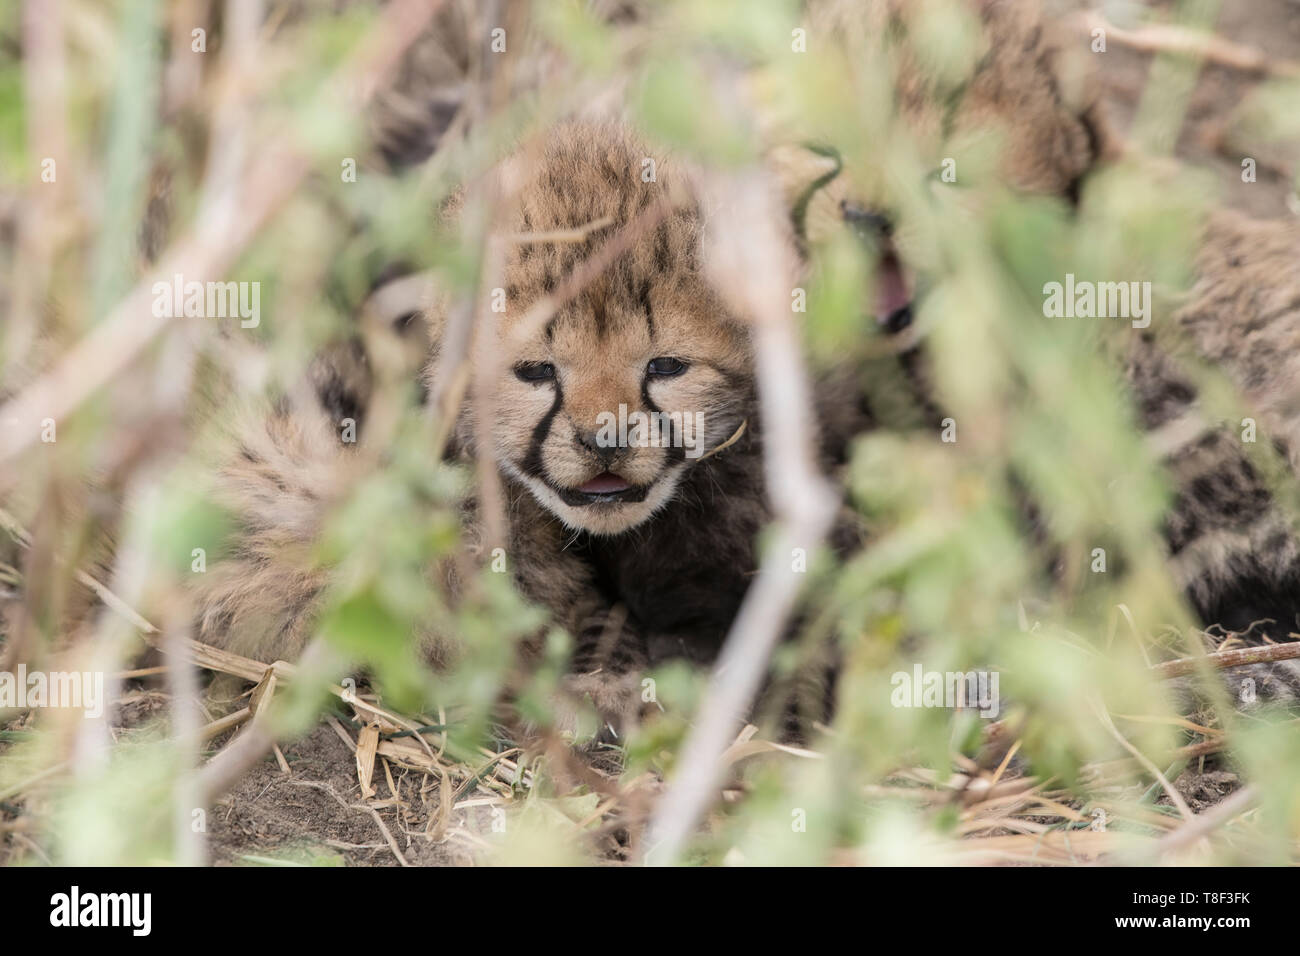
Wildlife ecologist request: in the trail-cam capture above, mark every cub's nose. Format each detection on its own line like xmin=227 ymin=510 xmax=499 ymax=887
xmin=574 ymin=429 xmax=624 ymax=469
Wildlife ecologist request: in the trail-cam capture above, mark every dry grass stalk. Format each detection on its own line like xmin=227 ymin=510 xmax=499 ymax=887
xmin=1076 ymin=11 xmax=1300 ymax=79
xmin=1152 ymin=639 xmax=1300 ymax=678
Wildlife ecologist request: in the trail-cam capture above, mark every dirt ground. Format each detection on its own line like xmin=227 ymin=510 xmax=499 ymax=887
xmin=206 ymin=723 xmax=478 ymax=867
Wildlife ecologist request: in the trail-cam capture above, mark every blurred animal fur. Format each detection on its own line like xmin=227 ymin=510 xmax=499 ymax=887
xmin=1125 ymin=210 xmax=1300 ymax=702
xmin=820 ymin=2 xmax=1300 ymax=701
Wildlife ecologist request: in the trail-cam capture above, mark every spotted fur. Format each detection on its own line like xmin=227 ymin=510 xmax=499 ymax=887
xmin=1126 ymin=210 xmax=1300 ymax=702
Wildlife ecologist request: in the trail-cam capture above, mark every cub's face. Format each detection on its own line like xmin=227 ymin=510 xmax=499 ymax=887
xmin=495 ymin=279 xmax=750 ymax=536
xmin=470 ymin=125 xmax=753 ymax=536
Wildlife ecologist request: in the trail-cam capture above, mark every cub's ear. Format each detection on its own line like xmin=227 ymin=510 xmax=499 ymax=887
xmin=766 ymin=144 xmax=850 ymax=247
xmin=358 ymin=269 xmax=442 ymax=384
xmin=356 ymin=182 xmax=471 ymax=384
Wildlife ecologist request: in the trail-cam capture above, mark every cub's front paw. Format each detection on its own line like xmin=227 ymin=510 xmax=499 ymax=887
xmin=550 ymin=668 xmax=645 ymax=745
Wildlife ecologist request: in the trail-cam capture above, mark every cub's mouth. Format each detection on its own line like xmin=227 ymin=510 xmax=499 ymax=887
xmin=554 ymin=471 xmax=652 ymax=507
xmin=874 ymin=246 xmax=913 ymax=334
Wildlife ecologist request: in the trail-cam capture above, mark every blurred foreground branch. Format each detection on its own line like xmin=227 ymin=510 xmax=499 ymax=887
xmin=0 ymin=0 xmax=441 ymax=473
xmin=646 ymin=169 xmax=838 ymax=866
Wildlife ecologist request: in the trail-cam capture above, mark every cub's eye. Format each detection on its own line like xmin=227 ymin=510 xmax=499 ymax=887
xmin=514 ymin=361 xmax=556 ymax=383
xmin=647 ymin=357 xmax=687 ymax=377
